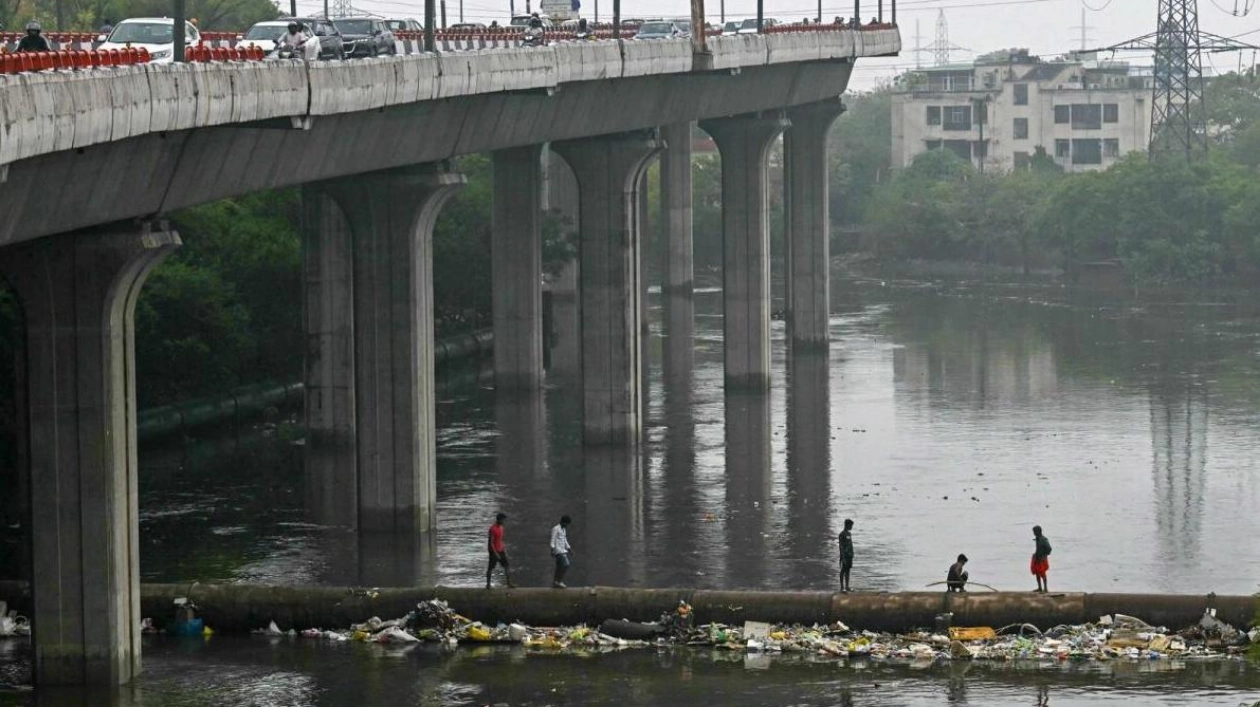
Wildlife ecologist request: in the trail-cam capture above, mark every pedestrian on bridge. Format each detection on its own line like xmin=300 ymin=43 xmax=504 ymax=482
xmin=486 ymin=512 xmax=515 ymax=589
xmin=550 ymin=515 xmax=572 ymax=588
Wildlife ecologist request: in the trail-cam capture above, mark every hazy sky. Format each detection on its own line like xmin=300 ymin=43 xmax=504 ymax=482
xmin=290 ymin=0 xmax=1260 ymax=89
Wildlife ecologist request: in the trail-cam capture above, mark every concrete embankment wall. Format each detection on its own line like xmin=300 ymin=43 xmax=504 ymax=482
xmin=135 ymin=328 xmax=492 ymax=439
xmin=2 ymin=583 xmax=1250 ymax=633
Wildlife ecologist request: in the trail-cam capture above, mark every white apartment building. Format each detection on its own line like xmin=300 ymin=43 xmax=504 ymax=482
xmin=890 ymin=50 xmax=1154 ymax=173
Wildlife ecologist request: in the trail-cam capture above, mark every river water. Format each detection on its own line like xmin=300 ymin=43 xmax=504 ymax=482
xmin=4 ymin=276 xmax=1260 ymax=705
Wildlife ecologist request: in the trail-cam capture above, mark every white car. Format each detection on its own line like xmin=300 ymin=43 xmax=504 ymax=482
xmin=238 ymin=20 xmax=291 ymax=53
xmin=97 ymin=17 xmax=200 ymax=63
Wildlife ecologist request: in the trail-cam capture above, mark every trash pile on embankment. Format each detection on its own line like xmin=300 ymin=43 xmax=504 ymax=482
xmin=240 ymin=598 xmax=1260 ymax=663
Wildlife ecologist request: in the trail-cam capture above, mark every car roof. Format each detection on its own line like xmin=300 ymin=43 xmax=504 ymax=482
xmin=117 ymin=17 xmax=192 ymax=23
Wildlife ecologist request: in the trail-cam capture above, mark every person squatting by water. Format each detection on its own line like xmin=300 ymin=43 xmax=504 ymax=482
xmin=550 ymin=515 xmax=572 ymax=588
xmin=837 ymin=519 xmax=855 ymax=592
xmin=946 ymin=554 xmax=969 ymax=592
xmin=486 ymin=513 xmax=515 ymax=589
xmin=1031 ymin=525 xmax=1052 ymax=593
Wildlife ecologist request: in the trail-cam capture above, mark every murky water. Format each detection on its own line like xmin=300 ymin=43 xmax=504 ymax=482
xmin=6 ymin=276 xmax=1260 ymax=704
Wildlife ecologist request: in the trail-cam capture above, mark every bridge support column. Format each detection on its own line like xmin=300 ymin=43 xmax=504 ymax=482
xmin=302 ymin=192 xmax=359 ymax=529
xmin=785 ymin=99 xmax=845 ymax=350
xmin=0 ymin=226 xmax=179 ymax=686
xmin=553 ymin=132 xmax=662 ymax=446
xmin=700 ymin=112 xmax=789 ymax=391
xmin=306 ymin=165 xmax=465 ymax=534
xmin=492 ymin=145 xmax=545 ymax=391
xmin=660 ymin=122 xmax=694 ymax=300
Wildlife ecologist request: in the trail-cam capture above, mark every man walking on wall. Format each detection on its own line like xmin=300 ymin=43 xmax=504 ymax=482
xmin=550 ymin=515 xmax=572 ymax=588
xmin=486 ymin=513 xmax=515 ymax=589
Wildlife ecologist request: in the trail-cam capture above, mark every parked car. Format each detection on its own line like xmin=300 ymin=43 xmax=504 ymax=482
xmin=385 ymin=18 xmax=424 ymax=32
xmin=734 ymin=17 xmax=776 ymax=33
xmin=333 ymin=17 xmax=395 ymax=57
xmin=237 ymin=19 xmax=291 ymax=53
xmin=633 ymin=19 xmax=690 ymax=39
xmin=96 ymin=17 xmax=199 ymax=63
xmin=510 ymin=14 xmax=554 ymax=27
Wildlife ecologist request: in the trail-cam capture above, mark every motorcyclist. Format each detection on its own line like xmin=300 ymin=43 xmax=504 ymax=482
xmin=574 ymin=17 xmax=589 ymax=38
xmin=16 ymin=20 xmax=52 ymax=52
xmin=523 ymin=12 xmax=544 ymax=45
xmin=278 ymin=21 xmax=318 ymax=60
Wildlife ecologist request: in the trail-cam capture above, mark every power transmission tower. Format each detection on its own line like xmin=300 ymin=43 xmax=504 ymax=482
xmin=934 ymin=10 xmax=950 ymax=65
xmin=1151 ymin=0 xmax=1206 ymax=158
xmin=914 ymin=10 xmax=968 ymax=67
xmin=1069 ymin=6 xmax=1094 ymax=52
xmin=1093 ymin=1 xmax=1258 ymax=160
xmin=330 ymin=0 xmax=354 ymax=17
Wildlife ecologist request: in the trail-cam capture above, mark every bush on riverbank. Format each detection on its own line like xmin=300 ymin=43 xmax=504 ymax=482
xmin=862 ymin=146 xmax=1260 ymax=285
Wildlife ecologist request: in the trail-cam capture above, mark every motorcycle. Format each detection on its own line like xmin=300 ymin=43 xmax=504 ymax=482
xmin=270 ymin=37 xmax=314 ymax=60
xmin=522 ymin=26 xmax=545 ymax=47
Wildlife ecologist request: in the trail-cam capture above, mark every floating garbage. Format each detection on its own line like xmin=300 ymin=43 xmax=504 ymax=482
xmin=201 ymin=599 xmax=1255 ymax=665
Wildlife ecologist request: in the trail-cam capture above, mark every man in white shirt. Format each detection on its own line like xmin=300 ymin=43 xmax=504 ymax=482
xmin=549 ymin=515 xmax=572 ymax=588
xmin=278 ymin=21 xmax=318 ymax=61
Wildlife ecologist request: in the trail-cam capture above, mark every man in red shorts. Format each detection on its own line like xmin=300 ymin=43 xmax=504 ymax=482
xmin=1031 ymin=525 xmax=1051 ymax=593
xmin=486 ymin=513 xmax=515 ymax=589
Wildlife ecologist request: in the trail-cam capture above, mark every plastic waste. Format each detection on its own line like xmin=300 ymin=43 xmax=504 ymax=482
xmin=466 ymin=624 xmax=492 ymax=641
xmin=264 ymin=620 xmax=283 ymax=637
xmin=373 ymin=626 xmax=419 ymax=643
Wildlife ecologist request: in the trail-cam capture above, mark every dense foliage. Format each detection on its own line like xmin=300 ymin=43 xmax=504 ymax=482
xmin=859 ymin=69 xmax=1260 ymax=284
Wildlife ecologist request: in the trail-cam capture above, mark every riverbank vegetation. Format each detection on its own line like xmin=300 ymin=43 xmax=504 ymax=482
xmin=846 ymin=69 xmax=1260 ymax=285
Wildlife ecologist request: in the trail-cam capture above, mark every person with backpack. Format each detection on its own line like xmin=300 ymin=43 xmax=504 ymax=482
xmin=1031 ymin=525 xmax=1052 ymax=593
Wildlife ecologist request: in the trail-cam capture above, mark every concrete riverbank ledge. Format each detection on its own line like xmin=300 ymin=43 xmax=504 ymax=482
xmin=3 ymin=583 xmax=1250 ymax=634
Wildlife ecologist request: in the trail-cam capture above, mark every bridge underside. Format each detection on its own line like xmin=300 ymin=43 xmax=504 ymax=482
xmin=0 ymin=60 xmax=852 ymax=246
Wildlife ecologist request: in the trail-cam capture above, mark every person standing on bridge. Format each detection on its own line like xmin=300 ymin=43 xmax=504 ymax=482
xmin=837 ymin=518 xmax=855 ymax=593
xmin=550 ymin=515 xmax=572 ymax=588
xmin=1031 ymin=525 xmax=1052 ymax=593
xmin=486 ymin=512 xmax=515 ymax=589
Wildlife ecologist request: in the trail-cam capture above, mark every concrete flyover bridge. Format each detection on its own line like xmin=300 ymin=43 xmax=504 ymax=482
xmin=0 ymin=26 xmax=898 ymax=686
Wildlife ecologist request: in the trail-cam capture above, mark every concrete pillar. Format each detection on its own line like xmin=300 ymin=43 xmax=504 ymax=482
xmin=0 ymin=226 xmax=179 ymax=685
xmin=311 ymin=165 xmax=465 ymax=534
xmin=492 ymin=145 xmax=545 ymax=391
xmin=302 ymin=191 xmax=358 ymax=528
xmin=553 ymin=132 xmax=662 ymax=446
xmin=544 ymin=149 xmax=581 ymax=377
xmin=700 ymin=113 xmax=789 ymax=391
xmin=659 ymin=122 xmax=695 ymax=298
xmin=785 ymin=99 xmax=845 ymax=350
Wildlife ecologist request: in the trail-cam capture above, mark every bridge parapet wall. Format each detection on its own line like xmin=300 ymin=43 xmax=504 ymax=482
xmin=0 ymin=29 xmax=899 ymax=169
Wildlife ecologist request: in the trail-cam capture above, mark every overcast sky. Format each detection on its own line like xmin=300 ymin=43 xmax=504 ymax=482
xmin=290 ymin=0 xmax=1260 ymax=89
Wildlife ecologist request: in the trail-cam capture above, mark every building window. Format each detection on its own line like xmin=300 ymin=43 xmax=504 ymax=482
xmin=1054 ymin=105 xmax=1070 ymax=124
xmin=925 ymin=139 xmax=942 ymax=150
xmin=1072 ymin=138 xmax=1102 ymax=165
xmin=1013 ymin=83 xmax=1029 ymax=105
xmin=943 ymin=140 xmax=972 ymax=161
xmin=926 ymin=106 xmax=941 ymax=126
xmin=1054 ymin=139 xmax=1070 ymax=158
xmin=1013 ymin=117 xmax=1029 ymax=140
xmin=1104 ymin=138 xmax=1120 ymax=158
xmin=1014 ymin=151 xmax=1032 ymax=170
xmin=943 ymin=106 xmax=972 ymax=131
xmin=1071 ymin=104 xmax=1102 ymax=130
xmin=973 ymin=140 xmax=988 ymax=158
xmin=1104 ymin=103 xmax=1119 ymax=123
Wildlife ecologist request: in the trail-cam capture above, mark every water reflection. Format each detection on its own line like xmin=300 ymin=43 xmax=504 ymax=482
xmin=724 ymin=391 xmax=772 ymax=589
xmin=583 ymin=447 xmax=646 ymax=586
xmin=785 ymin=351 xmax=833 ymax=588
xmin=1149 ymin=379 xmax=1208 ymax=589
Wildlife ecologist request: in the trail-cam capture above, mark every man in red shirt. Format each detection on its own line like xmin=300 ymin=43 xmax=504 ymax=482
xmin=486 ymin=513 xmax=515 ymax=589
